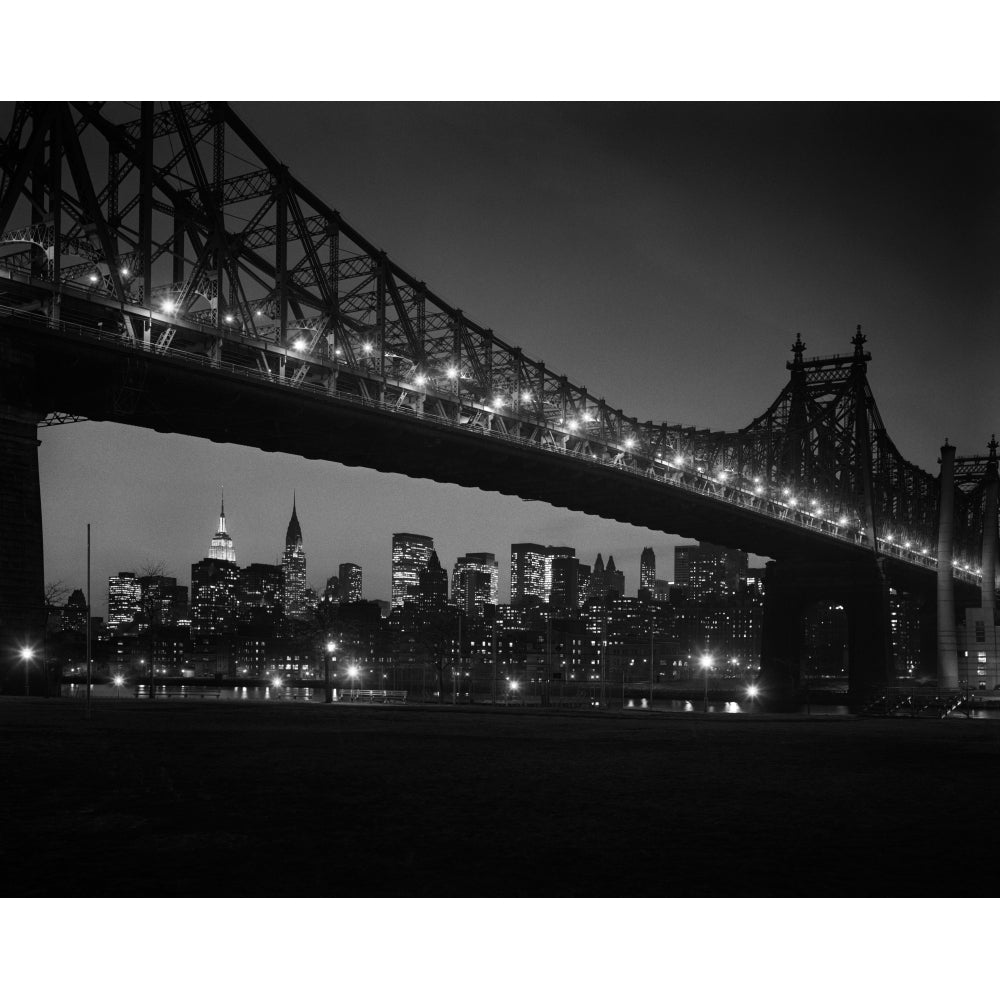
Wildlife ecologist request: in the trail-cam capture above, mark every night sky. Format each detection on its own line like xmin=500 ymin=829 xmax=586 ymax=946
xmin=22 ymin=103 xmax=1000 ymax=614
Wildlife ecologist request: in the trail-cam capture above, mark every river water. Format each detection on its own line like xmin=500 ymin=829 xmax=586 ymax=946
xmin=61 ymin=684 xmax=1000 ymax=719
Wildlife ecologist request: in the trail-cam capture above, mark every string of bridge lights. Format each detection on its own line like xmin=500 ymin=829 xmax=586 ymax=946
xmin=84 ymin=285 xmax=979 ymax=580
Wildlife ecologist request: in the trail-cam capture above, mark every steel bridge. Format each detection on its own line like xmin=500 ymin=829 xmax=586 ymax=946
xmin=0 ymin=102 xmax=993 ymax=702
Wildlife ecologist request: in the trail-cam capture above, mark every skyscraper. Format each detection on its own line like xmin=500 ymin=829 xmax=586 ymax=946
xmin=549 ymin=552 xmax=580 ymax=613
xmin=282 ymin=495 xmax=308 ymax=620
xmin=107 ymin=572 xmax=141 ymax=630
xmin=452 ymin=553 xmax=499 ymax=615
xmin=339 ymin=562 xmax=363 ymax=603
xmin=238 ymin=563 xmax=284 ymax=629
xmin=416 ymin=550 xmax=449 ymax=616
xmin=510 ymin=543 xmax=548 ymax=606
xmin=392 ymin=533 xmax=434 ymax=610
xmin=673 ymin=542 xmax=748 ymax=603
xmin=208 ymin=489 xmax=237 ymax=563
xmin=191 ymin=558 xmax=239 ymax=635
xmin=640 ymin=546 xmax=656 ymax=596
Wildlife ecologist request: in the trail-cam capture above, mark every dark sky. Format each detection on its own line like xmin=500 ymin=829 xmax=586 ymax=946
xmin=25 ymin=102 xmax=1000 ymax=613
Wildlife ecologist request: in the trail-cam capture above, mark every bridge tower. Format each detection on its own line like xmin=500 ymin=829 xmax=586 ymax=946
xmin=758 ymin=330 xmax=896 ymax=704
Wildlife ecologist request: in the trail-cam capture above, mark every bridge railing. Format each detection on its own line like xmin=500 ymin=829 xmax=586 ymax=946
xmin=2 ymin=299 xmax=979 ymax=585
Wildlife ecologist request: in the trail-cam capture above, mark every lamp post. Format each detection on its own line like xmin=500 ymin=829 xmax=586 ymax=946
xmin=113 ymin=674 xmax=125 ymax=700
xmin=747 ymin=683 xmax=758 ymax=715
xmin=324 ymin=641 xmax=336 ymax=704
xmin=19 ymin=646 xmax=35 ymax=696
xmin=700 ymin=653 xmax=714 ymax=713
xmin=347 ymin=664 xmax=359 ymax=699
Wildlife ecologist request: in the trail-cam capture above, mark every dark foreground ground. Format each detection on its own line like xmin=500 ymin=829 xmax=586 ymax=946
xmin=3 ymin=698 xmax=998 ymax=897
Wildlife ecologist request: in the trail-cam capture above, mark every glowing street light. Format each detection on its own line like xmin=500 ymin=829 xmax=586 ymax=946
xmin=113 ymin=674 xmax=125 ymax=699
xmin=746 ymin=683 xmax=759 ymax=714
xmin=19 ymin=645 xmax=35 ymax=697
xmin=699 ymin=653 xmax=713 ymax=713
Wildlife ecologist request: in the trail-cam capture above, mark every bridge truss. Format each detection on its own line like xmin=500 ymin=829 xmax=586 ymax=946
xmin=0 ymin=101 xmax=987 ymax=577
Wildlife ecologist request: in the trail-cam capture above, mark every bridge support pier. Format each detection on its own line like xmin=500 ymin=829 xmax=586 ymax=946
xmin=759 ymin=557 xmax=893 ymax=707
xmin=0 ymin=333 xmax=46 ymax=693
xmin=0 ymin=407 xmax=45 ymax=695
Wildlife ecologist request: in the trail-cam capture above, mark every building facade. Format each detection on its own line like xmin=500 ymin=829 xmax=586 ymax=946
xmin=282 ymin=496 xmax=308 ymax=620
xmin=392 ymin=533 xmax=434 ymax=611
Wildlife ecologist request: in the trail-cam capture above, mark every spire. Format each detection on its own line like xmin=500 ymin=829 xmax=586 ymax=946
xmin=285 ymin=493 xmax=303 ymax=549
xmin=208 ymin=487 xmax=236 ymax=563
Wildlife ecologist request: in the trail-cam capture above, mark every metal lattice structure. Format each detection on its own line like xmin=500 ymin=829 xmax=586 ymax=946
xmin=0 ymin=101 xmax=988 ymax=578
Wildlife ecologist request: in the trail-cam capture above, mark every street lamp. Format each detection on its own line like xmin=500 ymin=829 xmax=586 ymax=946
xmin=746 ymin=683 xmax=759 ymax=715
xmin=347 ymin=664 xmax=360 ymax=698
xmin=19 ymin=646 xmax=35 ymax=696
xmin=324 ymin=641 xmax=336 ymax=704
xmin=113 ymin=674 xmax=125 ymax=699
xmin=700 ymin=653 xmax=714 ymax=713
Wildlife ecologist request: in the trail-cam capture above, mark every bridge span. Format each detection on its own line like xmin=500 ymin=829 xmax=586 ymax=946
xmin=0 ymin=102 xmax=993 ymax=702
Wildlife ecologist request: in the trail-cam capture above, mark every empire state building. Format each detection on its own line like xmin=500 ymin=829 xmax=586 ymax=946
xmin=208 ymin=490 xmax=237 ymax=563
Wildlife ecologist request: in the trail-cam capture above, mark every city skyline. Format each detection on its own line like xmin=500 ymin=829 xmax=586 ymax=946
xmin=79 ymin=485 xmax=695 ymax=618
xmin=25 ymin=102 xmax=1000 ymax=624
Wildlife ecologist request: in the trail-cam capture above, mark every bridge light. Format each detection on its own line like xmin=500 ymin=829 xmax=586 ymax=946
xmin=493 ymin=396 xmax=505 ymax=408
xmin=904 ymin=541 xmax=911 ymax=549
xmin=224 ymin=314 xmax=234 ymax=323
xmin=334 ymin=347 xmax=343 ymax=355
xmin=88 ymin=274 xmax=99 ymax=283
xmin=362 ymin=343 xmax=373 ymax=354
xmin=293 ymin=337 xmax=307 ymax=351
xmin=782 ymin=487 xmax=790 ymax=496
xmin=885 ymin=533 xmax=894 ymax=542
xmin=718 ymin=471 xmax=729 ymax=481
xmin=255 ymin=310 xmax=263 ymax=317
xmin=921 ymin=548 xmax=928 ymax=555
xmin=271 ymin=676 xmax=283 ymax=688
xmin=120 ymin=267 xmax=130 ymax=277
xmin=162 ymin=300 xmax=177 ymax=313
xmin=521 ymin=392 xmax=532 ymax=404
xmin=446 ymin=366 xmax=458 ymax=379
xmin=754 ymin=486 xmax=764 ymax=495
xmin=624 ymin=437 xmax=636 ymax=450
xmin=568 ymin=419 xmax=579 ymax=431
xmin=415 ymin=373 xmax=427 ymax=386
xmin=788 ymin=497 xmax=798 ymax=506
xmin=753 ymin=476 xmax=761 ymax=485
xmin=838 ymin=516 xmax=848 ymax=526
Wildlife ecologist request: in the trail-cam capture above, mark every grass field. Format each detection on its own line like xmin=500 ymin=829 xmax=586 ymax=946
xmin=3 ymin=697 xmax=998 ymax=897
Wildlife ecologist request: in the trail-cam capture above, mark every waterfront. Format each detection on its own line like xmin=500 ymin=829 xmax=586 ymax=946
xmin=4 ymin=697 xmax=1000 ymax=897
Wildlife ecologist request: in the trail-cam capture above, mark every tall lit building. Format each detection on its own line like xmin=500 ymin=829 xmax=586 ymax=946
xmin=339 ymin=562 xmax=363 ymax=603
xmin=453 ymin=553 xmax=499 ymax=615
xmin=549 ymin=552 xmax=580 ymax=613
xmin=107 ymin=572 xmax=141 ymax=630
xmin=640 ymin=547 xmax=656 ymax=596
xmin=208 ymin=489 xmax=237 ymax=563
xmin=138 ymin=575 xmax=188 ymax=627
xmin=61 ymin=589 xmax=88 ymax=633
xmin=416 ymin=550 xmax=449 ymax=616
xmin=238 ymin=563 xmax=284 ymax=629
xmin=510 ymin=543 xmax=548 ymax=606
xmin=190 ymin=558 xmax=239 ymax=635
xmin=673 ymin=542 xmax=748 ymax=603
xmin=392 ymin=533 xmax=434 ymax=610
xmin=282 ymin=495 xmax=308 ymax=620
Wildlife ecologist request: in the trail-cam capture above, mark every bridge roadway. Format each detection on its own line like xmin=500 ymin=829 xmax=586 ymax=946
xmin=0 ymin=280 xmax=977 ymax=593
